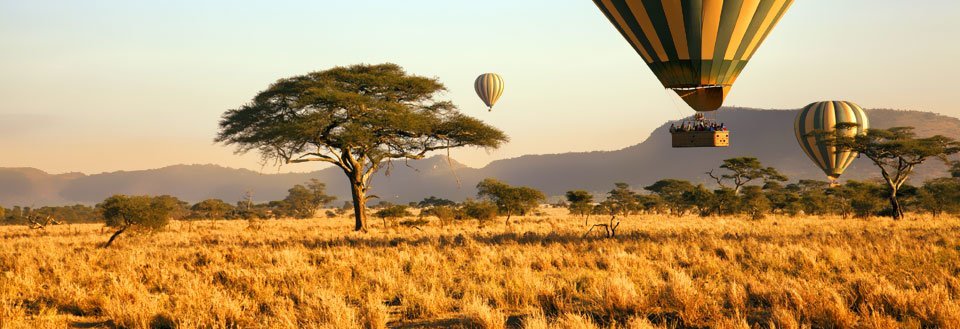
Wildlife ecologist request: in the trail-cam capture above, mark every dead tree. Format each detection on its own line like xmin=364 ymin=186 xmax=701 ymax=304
xmin=28 ymin=215 xmax=62 ymax=230
xmin=583 ymin=214 xmax=620 ymax=239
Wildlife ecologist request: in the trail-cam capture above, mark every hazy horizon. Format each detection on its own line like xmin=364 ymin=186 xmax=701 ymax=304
xmin=3 ymin=0 xmax=959 ymax=174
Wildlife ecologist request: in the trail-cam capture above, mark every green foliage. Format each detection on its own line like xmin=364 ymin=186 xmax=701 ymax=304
xmin=282 ymin=180 xmax=336 ymax=219
xmin=832 ymin=181 xmax=886 ymax=218
xmin=374 ymin=205 xmax=413 ymax=220
xmin=711 ymin=188 xmax=739 ymax=216
xmin=234 ymin=191 xmax=259 ymax=220
xmin=418 ymin=196 xmax=456 ymax=208
xmin=190 ymin=199 xmax=234 ymax=220
xmin=216 ymin=63 xmax=508 ymax=231
xmin=601 ymin=183 xmax=640 ymax=217
xmin=564 ymin=190 xmax=594 ymax=218
xmin=645 ymin=179 xmax=695 ymax=216
xmin=917 ymin=178 xmax=960 ymax=217
xmin=399 ymin=218 xmax=430 ymax=228
xmin=681 ymin=184 xmax=715 ymax=217
xmin=98 ymin=195 xmax=174 ymax=230
xmin=265 ymin=201 xmax=288 ymax=219
xmin=153 ymin=195 xmax=190 ymax=221
xmin=476 ymin=178 xmax=546 ymax=219
xmin=739 ymin=186 xmax=771 ymax=220
xmin=461 ymin=199 xmax=498 ymax=224
xmin=790 ymin=180 xmax=832 ymax=216
xmin=421 ymin=205 xmax=457 ymax=227
xmin=3 ymin=204 xmax=99 ymax=225
xmin=831 ymin=126 xmax=960 ymax=219
xmin=707 ymin=157 xmax=787 ymax=193
xmin=764 ymin=182 xmax=801 ymax=216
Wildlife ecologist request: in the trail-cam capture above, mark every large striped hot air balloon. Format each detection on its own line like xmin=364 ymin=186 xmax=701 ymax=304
xmin=474 ymin=73 xmax=504 ymax=111
xmin=794 ymin=101 xmax=870 ymax=182
xmin=592 ymin=0 xmax=793 ymax=112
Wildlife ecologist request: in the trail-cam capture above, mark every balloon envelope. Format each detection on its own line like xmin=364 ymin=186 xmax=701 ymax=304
xmin=794 ymin=101 xmax=869 ymax=180
xmin=592 ymin=0 xmax=793 ymax=111
xmin=474 ymin=73 xmax=504 ymax=110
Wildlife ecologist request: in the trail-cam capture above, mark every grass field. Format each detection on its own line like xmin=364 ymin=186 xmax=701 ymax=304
xmin=2 ymin=209 xmax=959 ymax=328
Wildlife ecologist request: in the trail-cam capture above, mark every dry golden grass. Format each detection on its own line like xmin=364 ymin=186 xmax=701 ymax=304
xmin=2 ymin=209 xmax=960 ymax=328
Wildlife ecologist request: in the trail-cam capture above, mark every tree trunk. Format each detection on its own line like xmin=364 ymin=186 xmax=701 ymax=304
xmin=103 ymin=225 xmax=128 ymax=248
xmin=888 ymin=189 xmax=903 ymax=220
xmin=349 ymin=179 xmax=368 ymax=232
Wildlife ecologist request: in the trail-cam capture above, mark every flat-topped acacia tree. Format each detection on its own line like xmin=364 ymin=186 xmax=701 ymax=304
xmin=216 ymin=63 xmax=508 ymax=231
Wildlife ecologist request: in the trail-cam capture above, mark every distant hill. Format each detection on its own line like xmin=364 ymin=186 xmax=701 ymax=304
xmin=1 ymin=108 xmax=958 ymax=206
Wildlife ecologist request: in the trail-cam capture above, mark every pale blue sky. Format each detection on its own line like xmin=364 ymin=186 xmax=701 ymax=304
xmin=1 ymin=0 xmax=958 ymax=173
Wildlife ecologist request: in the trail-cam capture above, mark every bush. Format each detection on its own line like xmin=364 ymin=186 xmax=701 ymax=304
xmin=98 ymin=195 xmax=175 ymax=248
xmin=462 ymin=200 xmax=497 ymax=225
xmin=739 ymin=186 xmax=771 ymax=220
xmin=189 ymin=199 xmax=234 ymax=220
xmin=374 ymin=205 xmax=413 ymax=219
xmin=374 ymin=205 xmax=413 ymax=228
xmin=422 ymin=205 xmax=456 ymax=227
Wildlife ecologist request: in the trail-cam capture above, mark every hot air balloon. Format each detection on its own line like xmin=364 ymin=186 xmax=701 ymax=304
xmin=592 ymin=0 xmax=793 ymax=112
xmin=794 ymin=101 xmax=870 ymax=183
xmin=474 ymin=73 xmax=504 ymax=111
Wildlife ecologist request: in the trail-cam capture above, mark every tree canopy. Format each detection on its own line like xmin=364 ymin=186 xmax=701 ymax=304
xmin=707 ymin=157 xmax=787 ymax=193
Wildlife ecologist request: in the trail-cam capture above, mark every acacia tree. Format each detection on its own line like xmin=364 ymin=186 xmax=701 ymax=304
xmin=706 ymin=157 xmax=787 ymax=194
xmin=565 ymin=190 xmax=594 ymax=225
xmin=283 ymin=180 xmax=336 ymax=219
xmin=645 ymin=179 xmax=695 ymax=216
xmin=476 ymin=178 xmax=546 ymax=225
xmin=99 ymin=195 xmax=175 ymax=248
xmin=588 ymin=183 xmax=639 ymax=238
xmin=374 ymin=205 xmax=413 ymax=228
xmin=831 ymin=126 xmax=960 ymax=219
xmin=190 ymin=199 xmax=234 ymax=220
xmin=217 ymin=64 xmax=508 ymax=231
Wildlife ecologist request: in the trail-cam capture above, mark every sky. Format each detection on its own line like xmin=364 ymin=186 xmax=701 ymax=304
xmin=1 ymin=0 xmax=958 ymax=174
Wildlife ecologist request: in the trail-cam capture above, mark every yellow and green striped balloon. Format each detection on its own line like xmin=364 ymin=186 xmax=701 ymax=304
xmin=474 ymin=73 xmax=504 ymax=111
xmin=794 ymin=101 xmax=870 ymax=181
xmin=592 ymin=0 xmax=793 ymax=112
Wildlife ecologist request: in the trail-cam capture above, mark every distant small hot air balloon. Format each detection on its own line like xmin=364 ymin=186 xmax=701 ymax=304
xmin=474 ymin=73 xmax=504 ymax=111
xmin=592 ymin=0 xmax=793 ymax=112
xmin=794 ymin=101 xmax=870 ymax=183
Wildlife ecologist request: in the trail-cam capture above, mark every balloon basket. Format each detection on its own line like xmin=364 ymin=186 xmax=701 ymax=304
xmin=671 ymin=130 xmax=730 ymax=148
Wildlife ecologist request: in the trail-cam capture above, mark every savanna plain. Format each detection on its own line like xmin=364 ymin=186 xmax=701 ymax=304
xmin=2 ymin=209 xmax=959 ymax=329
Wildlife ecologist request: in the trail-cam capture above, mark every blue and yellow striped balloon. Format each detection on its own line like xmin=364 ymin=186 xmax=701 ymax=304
xmin=794 ymin=101 xmax=870 ymax=181
xmin=474 ymin=73 xmax=504 ymax=111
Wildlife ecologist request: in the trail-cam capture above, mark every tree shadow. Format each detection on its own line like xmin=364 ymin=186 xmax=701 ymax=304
xmin=214 ymin=228 xmax=786 ymax=251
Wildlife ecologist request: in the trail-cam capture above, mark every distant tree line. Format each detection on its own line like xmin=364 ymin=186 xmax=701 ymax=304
xmin=0 ymin=179 xmax=337 ymax=226
xmin=564 ymin=157 xmax=960 ymax=222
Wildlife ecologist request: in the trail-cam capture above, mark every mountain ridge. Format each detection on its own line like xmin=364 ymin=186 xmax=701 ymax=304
xmin=2 ymin=108 xmax=958 ymax=206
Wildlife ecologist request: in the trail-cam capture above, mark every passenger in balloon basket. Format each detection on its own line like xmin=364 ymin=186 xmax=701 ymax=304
xmin=669 ymin=114 xmax=728 ymax=134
